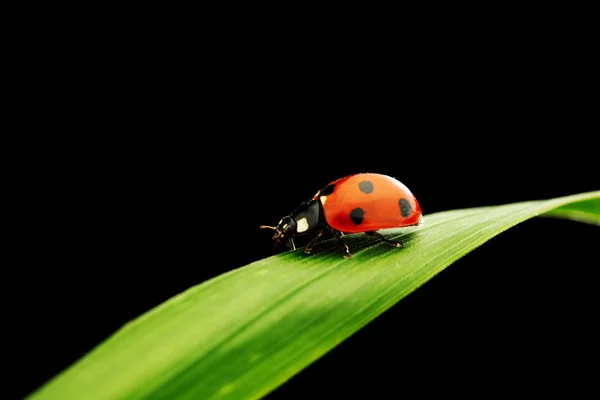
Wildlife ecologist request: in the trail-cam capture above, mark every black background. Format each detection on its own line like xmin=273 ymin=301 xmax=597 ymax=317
xmin=10 ymin=24 xmax=599 ymax=400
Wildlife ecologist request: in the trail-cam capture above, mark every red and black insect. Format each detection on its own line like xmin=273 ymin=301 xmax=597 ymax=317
xmin=260 ymin=173 xmax=423 ymax=258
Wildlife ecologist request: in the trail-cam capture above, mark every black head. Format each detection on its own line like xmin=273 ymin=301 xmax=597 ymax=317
xmin=260 ymin=215 xmax=298 ymax=249
xmin=260 ymin=199 xmax=322 ymax=251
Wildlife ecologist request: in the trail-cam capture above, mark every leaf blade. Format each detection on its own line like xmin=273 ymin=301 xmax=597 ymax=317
xmin=28 ymin=191 xmax=600 ymax=400
xmin=540 ymin=197 xmax=600 ymax=226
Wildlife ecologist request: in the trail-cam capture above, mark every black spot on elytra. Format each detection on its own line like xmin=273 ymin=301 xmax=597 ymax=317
xmin=349 ymin=207 xmax=364 ymax=225
xmin=399 ymin=198 xmax=412 ymax=218
xmin=358 ymin=180 xmax=374 ymax=194
xmin=319 ymin=183 xmax=335 ymax=196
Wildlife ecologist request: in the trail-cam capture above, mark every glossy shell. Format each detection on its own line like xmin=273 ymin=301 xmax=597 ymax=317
xmin=313 ymin=173 xmax=422 ymax=233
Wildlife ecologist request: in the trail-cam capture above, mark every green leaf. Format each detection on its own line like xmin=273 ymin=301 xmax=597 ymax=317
xmin=539 ymin=197 xmax=600 ymax=226
xmin=29 ymin=191 xmax=600 ymax=400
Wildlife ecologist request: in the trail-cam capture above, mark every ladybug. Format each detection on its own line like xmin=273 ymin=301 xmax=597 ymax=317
xmin=260 ymin=173 xmax=423 ymax=258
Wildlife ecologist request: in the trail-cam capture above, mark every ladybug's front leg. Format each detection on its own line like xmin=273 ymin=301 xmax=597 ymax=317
xmin=304 ymin=229 xmax=324 ymax=254
xmin=287 ymin=237 xmax=296 ymax=250
xmin=329 ymin=227 xmax=352 ymax=258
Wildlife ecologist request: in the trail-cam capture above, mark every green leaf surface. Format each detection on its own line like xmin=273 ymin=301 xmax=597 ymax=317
xmin=29 ymin=191 xmax=600 ymax=400
xmin=540 ymin=197 xmax=600 ymax=226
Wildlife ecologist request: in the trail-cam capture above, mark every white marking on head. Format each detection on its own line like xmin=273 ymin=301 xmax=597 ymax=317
xmin=320 ymin=195 xmax=327 ymax=205
xmin=296 ymin=217 xmax=309 ymax=233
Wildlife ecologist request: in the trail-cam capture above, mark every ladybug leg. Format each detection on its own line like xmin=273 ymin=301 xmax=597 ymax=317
xmin=365 ymin=231 xmax=404 ymax=248
xmin=329 ymin=227 xmax=352 ymax=258
xmin=304 ymin=229 xmax=324 ymax=254
xmin=288 ymin=237 xmax=296 ymax=250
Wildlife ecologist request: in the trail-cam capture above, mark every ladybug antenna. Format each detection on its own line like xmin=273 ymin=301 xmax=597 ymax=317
xmin=260 ymin=225 xmax=283 ymax=240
